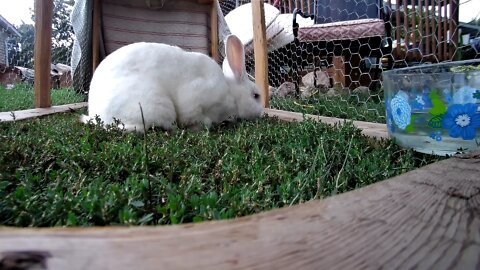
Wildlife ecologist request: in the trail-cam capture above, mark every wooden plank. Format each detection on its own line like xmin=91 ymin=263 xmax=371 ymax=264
xmin=0 ymin=103 xmax=88 ymax=122
xmin=411 ymin=0 xmax=417 ymax=53
xmin=252 ymin=1 xmax=270 ymax=108
xmin=443 ymin=0 xmax=448 ymax=60
xmin=0 ymin=154 xmax=479 ymax=270
xmin=425 ymin=0 xmax=431 ymax=57
xmin=437 ymin=0 xmax=443 ymax=61
xmin=265 ymin=108 xmax=388 ymax=139
xmin=418 ymin=0 xmax=424 ymax=58
xmin=450 ymin=0 xmax=459 ymax=60
xmin=395 ymin=0 xmax=401 ymax=58
xmin=431 ymin=0 xmax=436 ymax=61
xmin=33 ymin=0 xmax=53 ymax=108
xmin=403 ymin=1 xmax=409 ymax=59
xmin=332 ymin=56 xmax=345 ymax=89
xmin=92 ymin=0 xmax=102 ymax=72
xmin=210 ymin=0 xmax=219 ymax=62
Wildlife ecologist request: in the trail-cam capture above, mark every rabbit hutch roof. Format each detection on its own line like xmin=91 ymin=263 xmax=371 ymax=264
xmin=70 ymin=0 xmax=230 ymax=93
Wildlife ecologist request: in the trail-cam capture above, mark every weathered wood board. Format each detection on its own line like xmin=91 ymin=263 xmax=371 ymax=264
xmin=1 ymin=154 xmax=479 ymax=270
xmin=0 ymin=106 xmax=386 ymax=142
xmin=265 ymin=108 xmax=389 ymax=139
xmin=0 ymin=102 xmax=88 ymax=122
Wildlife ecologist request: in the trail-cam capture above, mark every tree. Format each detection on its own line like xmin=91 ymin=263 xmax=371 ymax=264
xmin=7 ymin=23 xmax=35 ymax=68
xmin=51 ymin=0 xmax=75 ymax=65
xmin=7 ymin=0 xmax=74 ymax=68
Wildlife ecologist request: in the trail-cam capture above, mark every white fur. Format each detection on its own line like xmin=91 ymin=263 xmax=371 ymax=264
xmin=82 ymin=35 xmax=263 ymax=131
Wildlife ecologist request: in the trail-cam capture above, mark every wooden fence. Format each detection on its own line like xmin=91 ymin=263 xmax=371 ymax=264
xmin=267 ymin=0 xmax=459 ymax=64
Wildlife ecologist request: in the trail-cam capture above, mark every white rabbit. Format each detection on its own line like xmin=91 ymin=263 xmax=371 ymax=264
xmin=81 ymin=34 xmax=263 ymax=131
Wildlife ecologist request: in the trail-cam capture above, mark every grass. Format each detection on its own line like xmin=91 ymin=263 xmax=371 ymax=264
xmin=0 ymin=110 xmax=444 ymax=227
xmin=270 ymin=95 xmax=387 ymax=123
xmin=0 ymin=84 xmax=86 ymax=111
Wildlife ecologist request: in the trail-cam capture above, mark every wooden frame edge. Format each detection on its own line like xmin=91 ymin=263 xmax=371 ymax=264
xmin=265 ymin=108 xmax=389 ymax=139
xmin=0 ymin=155 xmax=478 ymax=269
xmin=0 ymin=102 xmax=88 ymax=122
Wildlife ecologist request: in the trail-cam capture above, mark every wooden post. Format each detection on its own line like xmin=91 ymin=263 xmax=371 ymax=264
xmin=443 ymin=0 xmax=448 ymax=60
xmin=425 ymin=0 xmax=431 ymax=57
xmin=437 ymin=0 xmax=443 ymax=61
xmin=210 ymin=0 xmax=219 ymax=62
xmin=410 ymin=1 xmax=417 ymax=50
xmin=92 ymin=0 xmax=102 ymax=72
xmin=395 ymin=0 xmax=401 ymax=60
xmin=252 ymin=1 xmax=269 ymax=108
xmin=331 ymin=56 xmax=345 ymax=89
xmin=450 ymin=0 xmax=459 ymax=60
xmin=430 ymin=0 xmax=436 ymax=61
xmin=34 ymin=0 xmax=54 ymax=108
xmin=403 ymin=0 xmax=409 ymax=61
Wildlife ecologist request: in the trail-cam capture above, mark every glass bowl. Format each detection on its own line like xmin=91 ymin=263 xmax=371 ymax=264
xmin=383 ymin=59 xmax=480 ymax=156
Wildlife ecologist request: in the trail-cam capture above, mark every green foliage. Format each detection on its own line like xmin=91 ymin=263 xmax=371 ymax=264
xmin=51 ymin=0 xmax=75 ymax=64
xmin=8 ymin=0 xmax=74 ymax=67
xmin=0 ymin=111 xmax=443 ymax=227
xmin=0 ymin=84 xmax=85 ymax=111
xmin=7 ymin=24 xmax=35 ymax=68
xmin=428 ymin=89 xmax=446 ymax=116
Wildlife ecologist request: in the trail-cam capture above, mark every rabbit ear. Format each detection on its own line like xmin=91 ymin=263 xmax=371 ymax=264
xmin=225 ymin=35 xmax=246 ymax=81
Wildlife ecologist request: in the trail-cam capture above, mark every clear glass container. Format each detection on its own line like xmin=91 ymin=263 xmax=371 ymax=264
xmin=383 ymin=59 xmax=480 ymax=156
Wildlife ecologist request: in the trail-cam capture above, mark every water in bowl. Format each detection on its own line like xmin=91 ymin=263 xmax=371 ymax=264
xmin=391 ymin=112 xmax=480 ymax=156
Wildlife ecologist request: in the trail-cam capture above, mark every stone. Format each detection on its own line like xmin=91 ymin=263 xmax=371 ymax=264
xmin=326 ymin=88 xmax=340 ymax=97
xmin=302 ymin=70 xmax=330 ymax=89
xmin=268 ymin=86 xmax=277 ymax=97
xmin=274 ymin=82 xmax=296 ymax=98
xmin=352 ymin=86 xmax=370 ymax=97
xmin=300 ymin=86 xmax=319 ymax=98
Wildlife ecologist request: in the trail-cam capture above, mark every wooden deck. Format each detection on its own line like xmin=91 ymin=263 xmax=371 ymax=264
xmin=0 ymin=152 xmax=479 ymax=269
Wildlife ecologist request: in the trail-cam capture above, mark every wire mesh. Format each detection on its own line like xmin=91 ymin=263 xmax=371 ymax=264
xmin=1 ymin=0 xmax=479 ymax=118
xmin=222 ymin=0 xmax=480 ymax=123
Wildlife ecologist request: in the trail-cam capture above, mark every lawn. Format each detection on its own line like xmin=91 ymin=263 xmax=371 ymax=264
xmin=0 ymin=84 xmax=86 ymax=111
xmin=0 ymin=109 xmax=443 ymax=227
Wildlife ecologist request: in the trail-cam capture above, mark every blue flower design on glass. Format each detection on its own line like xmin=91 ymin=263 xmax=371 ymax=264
xmin=474 ymin=90 xmax=480 ymax=99
xmin=411 ymin=93 xmax=433 ymax=110
xmin=441 ymin=103 xmax=480 ymax=140
xmin=385 ymin=99 xmax=395 ymax=132
xmin=429 ymin=131 xmax=442 ymax=141
xmin=452 ymin=86 xmax=477 ymax=104
xmin=390 ymin=91 xmax=412 ymax=130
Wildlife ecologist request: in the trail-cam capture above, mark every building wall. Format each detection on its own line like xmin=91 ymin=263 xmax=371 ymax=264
xmin=0 ymin=31 xmax=8 ymax=65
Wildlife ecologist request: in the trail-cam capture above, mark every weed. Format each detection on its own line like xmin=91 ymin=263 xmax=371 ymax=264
xmin=0 ymin=109 xmax=442 ymax=227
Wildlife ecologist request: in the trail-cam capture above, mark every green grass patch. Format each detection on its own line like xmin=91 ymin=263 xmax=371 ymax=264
xmin=0 ymin=84 xmax=86 ymax=111
xmin=0 ymin=110 xmax=443 ymax=227
xmin=271 ymin=95 xmax=387 ymax=123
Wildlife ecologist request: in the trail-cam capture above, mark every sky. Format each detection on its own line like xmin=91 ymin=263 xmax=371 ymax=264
xmin=0 ymin=0 xmax=479 ymax=26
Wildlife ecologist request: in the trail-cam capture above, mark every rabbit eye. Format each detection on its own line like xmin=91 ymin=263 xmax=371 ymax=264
xmin=253 ymin=93 xmax=260 ymax=100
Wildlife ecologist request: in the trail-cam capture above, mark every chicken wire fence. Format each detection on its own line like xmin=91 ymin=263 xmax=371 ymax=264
xmin=221 ymin=0 xmax=480 ymax=123
xmin=1 ymin=0 xmax=479 ymax=121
